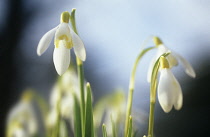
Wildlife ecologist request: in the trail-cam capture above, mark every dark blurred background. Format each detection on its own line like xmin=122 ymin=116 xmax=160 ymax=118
xmin=0 ymin=0 xmax=210 ymax=137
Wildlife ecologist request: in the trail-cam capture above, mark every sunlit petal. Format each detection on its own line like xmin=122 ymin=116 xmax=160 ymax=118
xmin=158 ymin=69 xmax=175 ymax=113
xmin=173 ymin=52 xmax=196 ymax=78
xmin=172 ymin=79 xmax=183 ymax=110
xmin=70 ymin=27 xmax=86 ymax=61
xmin=50 ymin=85 xmax=61 ymax=107
xmin=37 ymin=26 xmax=57 ymax=56
xmin=14 ymin=128 xmax=28 ymax=137
xmin=55 ymin=23 xmax=71 ymax=39
xmin=47 ymin=109 xmax=58 ymax=127
xmin=60 ymin=95 xmax=74 ymax=119
xmin=53 ymin=41 xmax=70 ymax=75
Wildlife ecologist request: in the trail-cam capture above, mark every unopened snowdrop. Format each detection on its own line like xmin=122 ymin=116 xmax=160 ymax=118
xmin=37 ymin=11 xmax=86 ymax=75
xmin=147 ymin=37 xmax=196 ymax=82
xmin=6 ymin=97 xmax=37 ymax=137
xmin=157 ymin=56 xmax=183 ymax=113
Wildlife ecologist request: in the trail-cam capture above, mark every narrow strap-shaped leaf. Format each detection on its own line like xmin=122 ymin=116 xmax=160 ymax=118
xmin=70 ymin=8 xmax=86 ymax=137
xmin=85 ymin=83 xmax=95 ymax=137
xmin=127 ymin=116 xmax=133 ymax=137
xmin=74 ymin=94 xmax=82 ymax=137
xmin=60 ymin=120 xmax=68 ymax=137
xmin=111 ymin=115 xmax=117 ymax=137
xmin=102 ymin=124 xmax=108 ymax=137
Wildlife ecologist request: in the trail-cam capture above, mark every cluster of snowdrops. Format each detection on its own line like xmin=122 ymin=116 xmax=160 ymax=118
xmin=6 ymin=9 xmax=196 ymax=137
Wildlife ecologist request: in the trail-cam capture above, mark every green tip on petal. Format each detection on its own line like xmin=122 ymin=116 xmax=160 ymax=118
xmin=153 ymin=36 xmax=163 ymax=47
xmin=21 ymin=90 xmax=33 ymax=102
xmin=72 ymin=8 xmax=76 ymax=13
xmin=60 ymin=11 xmax=70 ymax=23
xmin=160 ymin=56 xmax=169 ymax=69
xmin=86 ymin=82 xmax=90 ymax=88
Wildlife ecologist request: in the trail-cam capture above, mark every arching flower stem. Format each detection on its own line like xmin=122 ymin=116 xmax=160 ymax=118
xmin=147 ymin=52 xmax=170 ymax=137
xmin=124 ymin=46 xmax=156 ymax=137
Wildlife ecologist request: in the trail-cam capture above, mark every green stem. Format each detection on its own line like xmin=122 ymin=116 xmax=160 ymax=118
xmin=124 ymin=47 xmax=155 ymax=137
xmin=148 ymin=102 xmax=155 ymax=137
xmin=70 ymin=8 xmax=85 ymax=137
xmin=102 ymin=124 xmax=108 ymax=137
xmin=147 ymin=52 xmax=170 ymax=137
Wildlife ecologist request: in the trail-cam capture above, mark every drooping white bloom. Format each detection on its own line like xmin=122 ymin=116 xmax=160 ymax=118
xmin=46 ymin=108 xmax=58 ymax=128
xmin=158 ymin=68 xmax=183 ymax=113
xmin=37 ymin=11 xmax=86 ymax=75
xmin=10 ymin=127 xmax=29 ymax=137
xmin=49 ymin=84 xmax=74 ymax=119
xmin=157 ymin=56 xmax=183 ymax=113
xmin=7 ymin=101 xmax=37 ymax=137
xmin=147 ymin=37 xmax=196 ymax=82
xmin=60 ymin=68 xmax=80 ymax=98
xmin=47 ymin=68 xmax=80 ymax=128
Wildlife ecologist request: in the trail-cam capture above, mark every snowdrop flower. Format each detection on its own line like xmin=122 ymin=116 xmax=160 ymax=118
xmin=46 ymin=108 xmax=58 ymax=128
xmin=6 ymin=99 xmax=37 ymax=137
xmin=61 ymin=68 xmax=80 ymax=97
xmin=9 ymin=126 xmax=29 ymax=137
xmin=157 ymin=56 xmax=183 ymax=113
xmin=46 ymin=84 xmax=76 ymax=131
xmin=50 ymin=84 xmax=74 ymax=119
xmin=147 ymin=37 xmax=196 ymax=82
xmin=37 ymin=11 xmax=86 ymax=75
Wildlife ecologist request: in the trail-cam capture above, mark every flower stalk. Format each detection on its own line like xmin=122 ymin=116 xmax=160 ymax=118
xmin=124 ymin=46 xmax=155 ymax=137
xmin=70 ymin=8 xmax=86 ymax=137
xmin=147 ymin=52 xmax=170 ymax=137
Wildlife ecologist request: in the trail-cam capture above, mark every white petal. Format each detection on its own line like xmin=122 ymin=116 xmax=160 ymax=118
xmin=156 ymin=44 xmax=169 ymax=57
xmin=172 ymin=79 xmax=183 ymax=110
xmin=167 ymin=69 xmax=183 ymax=110
xmin=158 ymin=69 xmax=175 ymax=113
xmin=47 ymin=109 xmax=58 ymax=127
xmin=55 ymin=23 xmax=71 ymax=39
xmin=70 ymin=27 xmax=86 ymax=61
xmin=167 ymin=54 xmax=178 ymax=67
xmin=37 ymin=26 xmax=57 ymax=56
xmin=50 ymin=85 xmax=61 ymax=107
xmin=53 ymin=41 xmax=70 ymax=75
xmin=60 ymin=95 xmax=74 ymax=119
xmin=147 ymin=44 xmax=170 ymax=83
xmin=14 ymin=128 xmax=28 ymax=137
xmin=172 ymin=52 xmax=196 ymax=78
xmin=7 ymin=102 xmax=32 ymax=124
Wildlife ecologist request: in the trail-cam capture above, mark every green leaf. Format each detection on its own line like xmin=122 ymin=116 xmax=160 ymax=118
xmin=111 ymin=116 xmax=117 ymax=137
xmin=60 ymin=120 xmax=68 ymax=137
xmin=85 ymin=83 xmax=95 ymax=137
xmin=127 ymin=116 xmax=133 ymax=137
xmin=102 ymin=124 xmax=108 ymax=137
xmin=133 ymin=130 xmax=138 ymax=137
xmin=74 ymin=94 xmax=82 ymax=137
